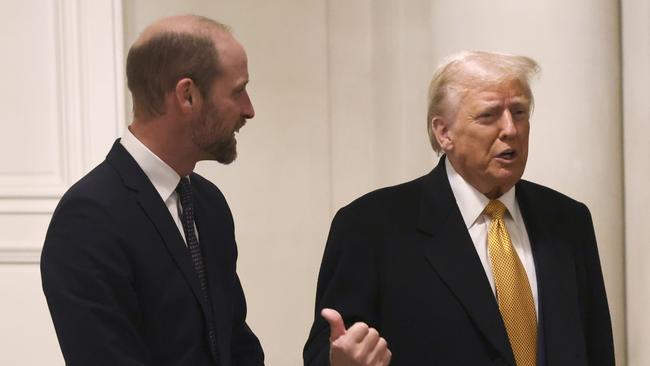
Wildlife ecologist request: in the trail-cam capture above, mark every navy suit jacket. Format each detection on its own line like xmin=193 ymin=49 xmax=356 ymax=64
xmin=41 ymin=141 xmax=264 ymax=366
xmin=304 ymin=156 xmax=614 ymax=366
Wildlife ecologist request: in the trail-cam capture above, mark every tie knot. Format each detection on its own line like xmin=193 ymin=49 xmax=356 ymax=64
xmin=484 ymin=199 xmax=507 ymax=220
xmin=176 ymin=177 xmax=193 ymax=206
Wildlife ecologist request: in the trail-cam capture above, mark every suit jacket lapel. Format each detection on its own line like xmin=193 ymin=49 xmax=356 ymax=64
xmin=418 ymin=157 xmax=516 ymax=365
xmin=516 ymin=183 xmax=583 ymax=365
xmin=105 ymin=140 xmax=211 ymax=318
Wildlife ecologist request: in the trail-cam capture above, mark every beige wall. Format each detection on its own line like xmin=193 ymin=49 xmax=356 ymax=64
xmin=0 ymin=0 xmax=124 ymax=365
xmin=1 ymin=0 xmax=644 ymax=364
xmin=623 ymin=0 xmax=650 ymax=365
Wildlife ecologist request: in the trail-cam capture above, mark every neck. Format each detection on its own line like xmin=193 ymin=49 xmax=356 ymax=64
xmin=129 ymin=120 xmax=198 ymax=176
xmin=483 ymin=188 xmax=504 ymax=200
xmin=446 ymin=156 xmax=512 ymax=200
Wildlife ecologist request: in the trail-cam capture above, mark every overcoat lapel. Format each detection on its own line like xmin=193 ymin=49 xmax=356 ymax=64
xmin=516 ymin=183 xmax=584 ymax=365
xmin=418 ymin=157 xmax=516 ymax=365
xmin=105 ymin=141 xmax=212 ymax=322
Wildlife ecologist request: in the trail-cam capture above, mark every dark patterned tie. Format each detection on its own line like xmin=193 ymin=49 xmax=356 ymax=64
xmin=176 ymin=177 xmax=218 ymax=359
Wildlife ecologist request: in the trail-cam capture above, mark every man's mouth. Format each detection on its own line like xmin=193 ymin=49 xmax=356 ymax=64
xmin=496 ymin=149 xmax=517 ymax=160
xmin=235 ymin=120 xmax=246 ymax=134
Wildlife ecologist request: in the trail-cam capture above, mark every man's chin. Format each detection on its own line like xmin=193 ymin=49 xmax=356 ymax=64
xmin=490 ymin=161 xmax=525 ymax=178
xmin=493 ymin=172 xmax=523 ymax=192
xmin=207 ymin=145 xmax=236 ymax=164
xmin=201 ymin=138 xmax=237 ymax=165
xmin=216 ymin=152 xmax=237 ymax=165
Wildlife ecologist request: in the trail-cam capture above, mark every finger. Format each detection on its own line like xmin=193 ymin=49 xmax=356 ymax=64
xmin=321 ymin=308 xmax=346 ymax=342
xmin=345 ymin=321 xmax=370 ymax=343
xmin=379 ymin=350 xmax=393 ymax=366
xmin=359 ymin=327 xmax=380 ymax=355
xmin=380 ymin=348 xmax=392 ymax=366
xmin=368 ymin=336 xmax=390 ymax=364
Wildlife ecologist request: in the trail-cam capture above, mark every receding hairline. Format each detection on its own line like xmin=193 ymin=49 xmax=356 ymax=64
xmin=132 ymin=15 xmax=231 ymax=49
xmin=125 ymin=15 xmax=233 ymax=119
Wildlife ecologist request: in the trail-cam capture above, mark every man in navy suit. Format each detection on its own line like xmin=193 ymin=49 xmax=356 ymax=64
xmin=304 ymin=51 xmax=614 ymax=365
xmin=41 ymin=15 xmax=263 ymax=365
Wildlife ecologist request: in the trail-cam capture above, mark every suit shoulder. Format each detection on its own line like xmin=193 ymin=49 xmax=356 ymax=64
xmin=518 ymin=179 xmax=588 ymax=213
xmin=58 ymin=162 xmax=125 ymax=207
xmin=47 ymin=162 xmax=130 ymax=234
xmin=43 ymin=162 xmax=125 ymax=256
xmin=338 ymin=174 xmax=426 ymax=218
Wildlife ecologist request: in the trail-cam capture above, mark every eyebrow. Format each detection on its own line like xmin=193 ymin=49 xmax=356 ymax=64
xmin=475 ymin=97 xmax=530 ymax=108
xmin=233 ymin=79 xmax=249 ymax=91
xmin=472 ymin=101 xmax=502 ymax=111
xmin=510 ymin=96 xmax=531 ymax=104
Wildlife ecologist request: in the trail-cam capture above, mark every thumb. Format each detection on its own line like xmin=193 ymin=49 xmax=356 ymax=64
xmin=321 ymin=308 xmax=346 ymax=342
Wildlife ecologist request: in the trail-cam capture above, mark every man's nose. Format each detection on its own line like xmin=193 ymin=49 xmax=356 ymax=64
xmin=499 ymin=110 xmax=517 ymax=139
xmin=242 ymin=91 xmax=255 ymax=119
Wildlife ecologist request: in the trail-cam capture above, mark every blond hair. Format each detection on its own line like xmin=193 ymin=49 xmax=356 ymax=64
xmin=426 ymin=51 xmax=540 ymax=152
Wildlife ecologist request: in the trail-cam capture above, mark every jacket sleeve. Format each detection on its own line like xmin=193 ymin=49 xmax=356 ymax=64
xmin=230 ymin=273 xmax=265 ymax=365
xmin=41 ymin=196 xmax=151 ymax=366
xmin=574 ymin=203 xmax=615 ymax=366
xmin=303 ymin=207 xmax=381 ymax=366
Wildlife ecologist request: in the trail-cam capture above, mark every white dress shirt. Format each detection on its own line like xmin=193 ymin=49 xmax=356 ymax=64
xmin=445 ymin=158 xmax=539 ymax=313
xmin=120 ymin=128 xmax=195 ymax=245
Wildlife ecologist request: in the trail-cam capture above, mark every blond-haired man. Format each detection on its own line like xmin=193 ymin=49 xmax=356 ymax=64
xmin=304 ymin=51 xmax=614 ymax=366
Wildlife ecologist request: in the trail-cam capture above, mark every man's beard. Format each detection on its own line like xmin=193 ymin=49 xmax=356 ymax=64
xmin=191 ymin=106 xmax=242 ymax=165
xmin=207 ymin=135 xmax=238 ymax=164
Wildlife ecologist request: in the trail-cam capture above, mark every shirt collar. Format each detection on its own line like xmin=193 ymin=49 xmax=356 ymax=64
xmin=445 ymin=158 xmax=518 ymax=228
xmin=120 ymin=127 xmax=181 ymax=202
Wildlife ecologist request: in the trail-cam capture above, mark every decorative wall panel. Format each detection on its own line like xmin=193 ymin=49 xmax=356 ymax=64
xmin=0 ymin=0 xmax=124 ymax=262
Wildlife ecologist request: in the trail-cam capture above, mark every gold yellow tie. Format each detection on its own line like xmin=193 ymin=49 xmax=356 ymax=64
xmin=484 ymin=200 xmax=537 ymax=366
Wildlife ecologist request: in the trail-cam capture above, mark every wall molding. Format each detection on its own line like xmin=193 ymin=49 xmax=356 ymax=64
xmin=0 ymin=0 xmax=124 ymax=200
xmin=0 ymin=244 xmax=42 ymax=264
xmin=0 ymin=198 xmax=59 ymax=214
xmin=0 ymin=0 xmax=124 ymax=263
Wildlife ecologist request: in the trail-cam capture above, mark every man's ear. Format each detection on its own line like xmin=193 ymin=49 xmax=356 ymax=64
xmin=431 ymin=116 xmax=453 ymax=151
xmin=174 ymin=78 xmax=200 ymax=114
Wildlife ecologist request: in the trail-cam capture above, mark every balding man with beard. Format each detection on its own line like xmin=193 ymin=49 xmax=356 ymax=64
xmin=41 ymin=15 xmax=264 ymax=366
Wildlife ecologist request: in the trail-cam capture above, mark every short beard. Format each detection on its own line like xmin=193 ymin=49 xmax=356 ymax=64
xmin=191 ymin=106 xmax=239 ymax=165
xmin=211 ymin=137 xmax=237 ymax=164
